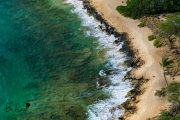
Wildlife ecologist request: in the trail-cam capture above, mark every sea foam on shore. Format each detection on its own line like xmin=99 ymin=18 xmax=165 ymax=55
xmin=66 ymin=0 xmax=132 ymax=119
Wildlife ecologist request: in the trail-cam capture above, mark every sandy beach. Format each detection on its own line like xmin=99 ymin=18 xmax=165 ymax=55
xmin=89 ymin=0 xmax=172 ymax=119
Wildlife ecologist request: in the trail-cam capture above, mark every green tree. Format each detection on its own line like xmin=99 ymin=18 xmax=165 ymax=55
xmin=157 ymin=111 xmax=180 ymax=120
xmin=174 ymin=114 xmax=180 ymax=119
xmin=167 ymin=82 xmax=180 ymax=103
xmin=167 ymin=82 xmax=180 ymax=116
xmin=116 ymin=0 xmax=180 ymax=19
xmin=159 ymin=15 xmax=180 ymax=49
xmin=157 ymin=112 xmax=173 ymax=120
xmin=159 ymin=58 xmax=173 ymax=86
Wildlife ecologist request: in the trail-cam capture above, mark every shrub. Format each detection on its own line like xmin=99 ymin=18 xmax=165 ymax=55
xmin=154 ymin=88 xmax=166 ymax=97
xmin=169 ymin=104 xmax=180 ymax=114
xmin=157 ymin=112 xmax=180 ymax=120
xmin=157 ymin=112 xmax=173 ymax=120
xmin=116 ymin=0 xmax=180 ymax=19
xmin=148 ymin=35 xmax=155 ymax=41
xmin=156 ymin=82 xmax=180 ymax=120
xmin=174 ymin=114 xmax=180 ymax=120
xmin=116 ymin=6 xmax=128 ymax=16
xmin=153 ymin=39 xmax=161 ymax=48
xmin=167 ymin=82 xmax=180 ymax=103
xmin=138 ymin=22 xmax=145 ymax=27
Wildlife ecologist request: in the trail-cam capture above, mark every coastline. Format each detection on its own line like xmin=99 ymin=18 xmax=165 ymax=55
xmin=88 ymin=0 xmax=172 ymax=119
xmin=66 ymin=0 xmax=133 ymax=119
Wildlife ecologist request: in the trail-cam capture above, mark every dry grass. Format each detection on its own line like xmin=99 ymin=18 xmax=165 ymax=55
xmin=141 ymin=16 xmax=180 ymax=77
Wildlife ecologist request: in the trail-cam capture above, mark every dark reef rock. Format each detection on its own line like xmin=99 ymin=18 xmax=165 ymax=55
xmin=82 ymin=1 xmax=147 ymax=118
xmin=118 ymin=117 xmax=125 ymax=120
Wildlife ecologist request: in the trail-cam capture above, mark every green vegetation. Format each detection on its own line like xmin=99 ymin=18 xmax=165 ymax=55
xmin=167 ymin=82 xmax=180 ymax=103
xmin=116 ymin=1 xmax=180 ymax=119
xmin=116 ymin=0 xmax=180 ymax=19
xmin=157 ymin=112 xmax=180 ymax=120
xmin=148 ymin=35 xmax=155 ymax=41
xmin=157 ymin=82 xmax=180 ymax=120
xmin=137 ymin=22 xmax=145 ymax=27
xmin=153 ymin=39 xmax=161 ymax=48
xmin=157 ymin=112 xmax=174 ymax=120
xmin=159 ymin=58 xmax=173 ymax=86
xmin=154 ymin=88 xmax=166 ymax=97
xmin=159 ymin=15 xmax=180 ymax=49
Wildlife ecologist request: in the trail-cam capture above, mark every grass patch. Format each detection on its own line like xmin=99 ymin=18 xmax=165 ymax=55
xmin=138 ymin=22 xmax=145 ymax=27
xmin=148 ymin=35 xmax=155 ymax=41
xmin=153 ymin=39 xmax=161 ymax=48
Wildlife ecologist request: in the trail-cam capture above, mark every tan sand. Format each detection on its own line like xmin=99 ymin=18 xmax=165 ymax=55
xmin=89 ymin=0 xmax=172 ymax=119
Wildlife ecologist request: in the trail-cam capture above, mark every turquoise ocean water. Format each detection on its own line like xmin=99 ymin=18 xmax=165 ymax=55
xmin=0 ymin=0 xmax=109 ymax=119
xmin=0 ymin=0 xmax=131 ymax=120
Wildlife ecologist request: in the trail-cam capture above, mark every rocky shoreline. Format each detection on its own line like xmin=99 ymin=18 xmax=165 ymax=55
xmin=82 ymin=0 xmax=149 ymax=119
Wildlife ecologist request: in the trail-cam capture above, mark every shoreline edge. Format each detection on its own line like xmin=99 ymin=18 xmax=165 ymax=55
xmin=85 ymin=0 xmax=171 ymax=119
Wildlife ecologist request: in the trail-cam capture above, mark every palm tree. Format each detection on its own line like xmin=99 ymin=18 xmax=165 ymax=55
xmin=159 ymin=58 xmax=173 ymax=86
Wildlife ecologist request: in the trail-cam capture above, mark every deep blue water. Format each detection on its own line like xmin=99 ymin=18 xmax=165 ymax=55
xmin=0 ymin=0 xmax=108 ymax=119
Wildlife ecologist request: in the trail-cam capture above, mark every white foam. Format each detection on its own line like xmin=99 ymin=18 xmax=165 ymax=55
xmin=65 ymin=0 xmax=132 ymax=119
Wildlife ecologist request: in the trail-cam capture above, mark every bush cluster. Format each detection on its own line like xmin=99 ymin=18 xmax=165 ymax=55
xmin=156 ymin=82 xmax=180 ymax=119
xmin=148 ymin=35 xmax=155 ymax=41
xmin=153 ymin=39 xmax=161 ymax=48
xmin=154 ymin=88 xmax=166 ymax=97
xmin=157 ymin=112 xmax=180 ymax=120
xmin=116 ymin=0 xmax=180 ymax=19
xmin=137 ymin=22 xmax=145 ymax=27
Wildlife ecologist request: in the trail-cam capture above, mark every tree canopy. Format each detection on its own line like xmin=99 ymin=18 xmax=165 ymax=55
xmin=159 ymin=58 xmax=173 ymax=68
xmin=157 ymin=112 xmax=180 ymax=120
xmin=157 ymin=82 xmax=180 ymax=120
xmin=116 ymin=0 xmax=180 ymax=19
xmin=159 ymin=14 xmax=180 ymax=49
xmin=159 ymin=58 xmax=173 ymax=86
xmin=159 ymin=15 xmax=180 ymax=37
xmin=167 ymin=82 xmax=180 ymax=103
